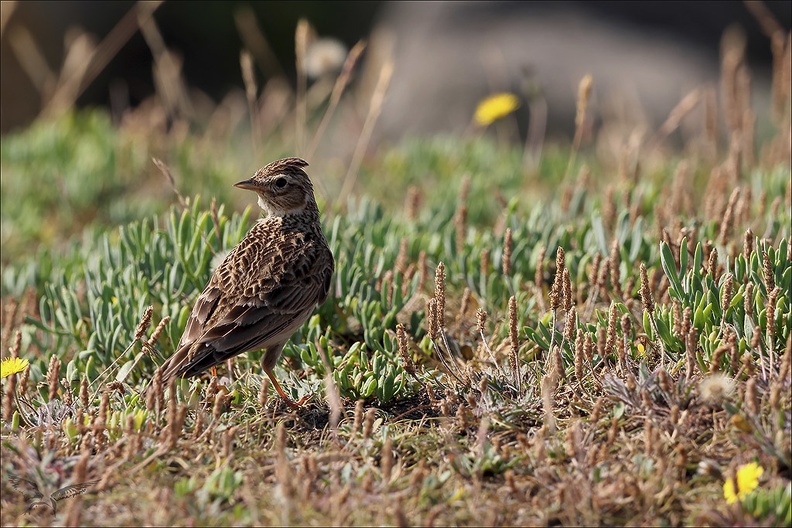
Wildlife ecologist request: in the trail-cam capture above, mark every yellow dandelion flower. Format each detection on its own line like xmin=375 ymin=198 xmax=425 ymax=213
xmin=1 ymin=357 xmax=29 ymax=379
xmin=723 ymin=462 xmax=764 ymax=504
xmin=474 ymin=93 xmax=520 ymax=126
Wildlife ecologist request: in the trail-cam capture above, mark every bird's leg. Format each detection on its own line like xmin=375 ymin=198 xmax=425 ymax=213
xmin=263 ymin=367 xmax=309 ymax=409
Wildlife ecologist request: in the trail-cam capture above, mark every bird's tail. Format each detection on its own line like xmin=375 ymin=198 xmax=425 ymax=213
xmin=141 ymin=344 xmax=191 ymax=398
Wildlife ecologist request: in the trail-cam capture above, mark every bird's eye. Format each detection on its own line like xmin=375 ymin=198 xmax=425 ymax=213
xmin=275 ymin=177 xmax=287 ymax=188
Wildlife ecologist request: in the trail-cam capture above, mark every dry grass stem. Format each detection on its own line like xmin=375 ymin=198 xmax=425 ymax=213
xmin=152 ymin=158 xmax=187 ymax=209
xmin=307 ymin=39 xmax=367 ymax=160
xmin=339 ymin=58 xmax=393 ymax=201
xmin=719 ymin=188 xmax=740 ymax=243
xmin=566 ymin=74 xmax=593 ymax=178
xmin=508 ymin=295 xmax=521 ymax=395
xmin=240 ymin=50 xmax=261 ymax=160
xmin=649 ymin=88 xmax=701 ymax=148
xmin=294 ymin=19 xmax=311 ymax=152
xmin=42 ymin=1 xmax=163 ymax=118
xmin=459 ymin=287 xmax=471 ymax=318
xmin=233 ymin=6 xmax=285 ymax=79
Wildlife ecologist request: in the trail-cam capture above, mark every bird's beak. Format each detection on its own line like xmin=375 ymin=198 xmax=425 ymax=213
xmin=234 ymin=179 xmax=257 ymax=191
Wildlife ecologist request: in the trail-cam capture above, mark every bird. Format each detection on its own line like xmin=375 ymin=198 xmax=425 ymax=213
xmin=9 ymin=475 xmax=98 ymax=516
xmin=151 ymin=157 xmax=334 ymax=408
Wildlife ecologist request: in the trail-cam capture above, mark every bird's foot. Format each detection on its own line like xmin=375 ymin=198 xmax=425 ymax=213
xmin=281 ymin=393 xmax=310 ymax=409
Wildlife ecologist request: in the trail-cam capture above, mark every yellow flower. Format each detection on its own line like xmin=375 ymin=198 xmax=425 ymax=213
xmin=724 ymin=462 xmax=764 ymax=504
xmin=1 ymin=357 xmax=29 ymax=379
xmin=474 ymin=93 xmax=520 ymax=126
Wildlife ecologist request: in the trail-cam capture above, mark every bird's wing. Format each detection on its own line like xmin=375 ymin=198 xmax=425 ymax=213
xmin=8 ymin=475 xmax=43 ymax=500
xmin=51 ymin=479 xmax=99 ymax=501
xmin=156 ymin=226 xmax=333 ymax=381
xmin=176 ymin=223 xmax=283 ymax=350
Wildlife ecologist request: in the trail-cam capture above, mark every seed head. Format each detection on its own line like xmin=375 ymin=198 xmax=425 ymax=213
xmin=426 ymin=298 xmax=438 ymax=340
xmin=597 ymin=257 xmax=610 ymax=295
xmin=460 ymin=287 xmax=471 ymax=317
xmin=396 ymin=323 xmax=416 ymax=376
xmin=584 ymin=332 xmax=594 ymax=362
xmin=605 ymin=304 xmax=618 ymax=355
xmin=563 ymin=268 xmax=573 ymax=312
xmin=721 ymin=273 xmax=735 ymax=314
xmin=710 ymin=345 xmax=729 ymax=373
xmin=550 ymin=247 xmax=566 ymax=311
xmin=744 ymin=377 xmax=759 ymax=415
xmin=476 ymin=308 xmax=488 ymax=335
xmin=588 ymin=253 xmax=602 ymax=295
xmin=718 ymin=188 xmax=740 ymax=244
xmin=134 ymin=305 xmax=154 ymax=342
xmin=502 ymin=229 xmax=513 ymax=276
xmin=743 ymin=229 xmax=754 ymax=262
xmin=455 ymin=204 xmax=468 ymax=254
xmin=417 ymin=250 xmax=428 ymax=291
xmin=404 ymin=186 xmax=421 ymax=220
xmin=767 ymin=286 xmax=779 ymax=340
xmin=564 ymin=305 xmax=577 ymax=342
xmin=47 ymin=355 xmax=61 ymax=401
xmin=708 ymin=247 xmax=719 ymax=279
xmin=144 ymin=316 xmax=171 ymax=355
xmin=352 ymin=399 xmax=364 ymax=435
xmin=434 ymin=262 xmax=446 ymax=330
xmin=763 ymin=250 xmax=776 ymax=292
xmin=508 ymin=296 xmax=521 ymax=393
xmin=535 ymin=246 xmax=546 ymax=289
xmin=639 ymin=263 xmax=654 ymax=314
xmin=363 ymin=408 xmax=376 ymax=439
xmin=395 ymin=237 xmax=409 ymax=275
xmin=744 ymin=282 xmax=754 ymax=317
xmin=480 ymin=248 xmax=491 ymax=278
xmin=610 ymin=240 xmax=622 ymax=299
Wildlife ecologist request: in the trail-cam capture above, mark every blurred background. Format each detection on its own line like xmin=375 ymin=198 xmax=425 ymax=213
xmin=2 ymin=0 xmax=790 ymax=142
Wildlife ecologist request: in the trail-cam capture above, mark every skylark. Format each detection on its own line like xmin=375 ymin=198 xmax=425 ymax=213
xmin=153 ymin=157 xmax=334 ymax=408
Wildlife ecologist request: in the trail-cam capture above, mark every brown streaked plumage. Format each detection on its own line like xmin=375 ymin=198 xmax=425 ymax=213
xmin=153 ymin=157 xmax=334 ymax=408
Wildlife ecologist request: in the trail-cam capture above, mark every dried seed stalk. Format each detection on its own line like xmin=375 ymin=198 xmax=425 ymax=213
xmin=396 ymin=323 xmax=417 ymax=378
xmin=134 ymin=305 xmax=154 ymax=342
xmin=434 ymin=262 xmax=446 ymax=330
xmin=502 ymin=228 xmax=513 ymax=277
xmin=47 ymin=355 xmax=61 ymax=401
xmin=509 ymin=296 xmax=521 ymax=395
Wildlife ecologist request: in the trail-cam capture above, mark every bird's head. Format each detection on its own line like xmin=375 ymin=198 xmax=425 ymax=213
xmin=234 ymin=157 xmax=318 ymax=216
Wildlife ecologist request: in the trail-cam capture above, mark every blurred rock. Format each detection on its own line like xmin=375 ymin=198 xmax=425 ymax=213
xmin=363 ymin=1 xmax=788 ymax=143
xmin=2 ymin=0 xmax=787 ymax=143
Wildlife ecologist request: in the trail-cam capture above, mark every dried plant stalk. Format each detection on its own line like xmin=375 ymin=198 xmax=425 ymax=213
xmin=502 ymin=228 xmax=513 ymax=277
xmin=508 ymin=295 xmax=521 ymax=395
xmin=434 ymin=262 xmax=446 ymax=330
